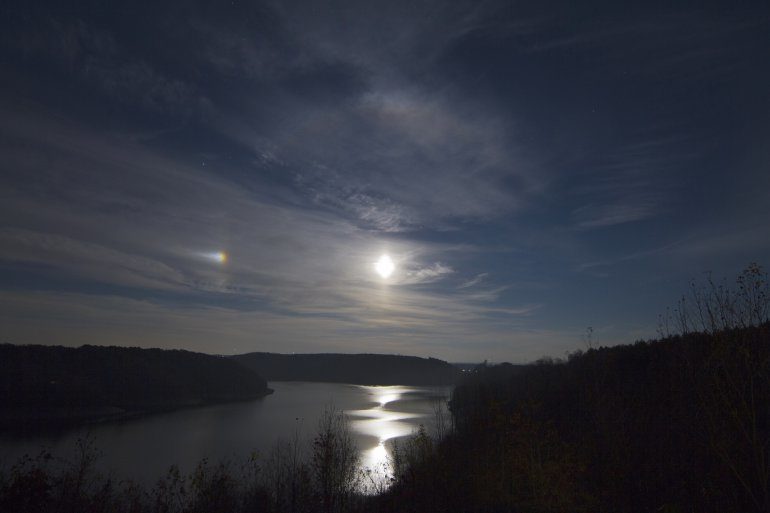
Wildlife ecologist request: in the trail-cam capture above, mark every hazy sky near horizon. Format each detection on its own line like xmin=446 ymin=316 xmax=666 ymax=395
xmin=1 ymin=1 xmax=769 ymax=362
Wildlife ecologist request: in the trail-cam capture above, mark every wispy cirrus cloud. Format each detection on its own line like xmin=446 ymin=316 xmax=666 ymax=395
xmin=567 ymin=135 xmax=694 ymax=230
xmin=458 ymin=273 xmax=489 ymax=289
xmin=0 ymin=99 xmax=543 ymax=359
xmin=572 ymin=203 xmax=659 ymax=229
xmin=2 ymin=0 xmax=769 ymax=362
xmin=399 ymin=263 xmax=454 ymax=285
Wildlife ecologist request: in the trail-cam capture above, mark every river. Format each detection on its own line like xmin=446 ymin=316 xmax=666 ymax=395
xmin=0 ymin=382 xmax=452 ymax=486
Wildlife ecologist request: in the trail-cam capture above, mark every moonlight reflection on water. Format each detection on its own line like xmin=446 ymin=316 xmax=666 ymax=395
xmin=349 ymin=385 xmax=449 ymax=486
xmin=0 ymin=382 xmax=451 ymax=490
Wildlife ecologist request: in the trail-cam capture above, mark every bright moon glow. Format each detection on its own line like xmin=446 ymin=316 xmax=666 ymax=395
xmin=374 ymin=254 xmax=395 ymax=278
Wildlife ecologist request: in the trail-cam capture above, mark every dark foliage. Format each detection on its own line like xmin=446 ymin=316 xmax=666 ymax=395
xmin=374 ymin=264 xmax=770 ymax=513
xmin=232 ymin=353 xmax=460 ymax=386
xmin=0 ymin=408 xmax=376 ymax=513
xmin=0 ymin=344 xmax=271 ymax=428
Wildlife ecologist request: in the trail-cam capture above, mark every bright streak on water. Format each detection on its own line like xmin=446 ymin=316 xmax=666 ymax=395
xmin=348 ymin=385 xmax=446 ymax=490
xmin=0 ymin=382 xmax=451 ymax=492
xmin=377 ymin=393 xmax=399 ymax=406
xmin=360 ymin=442 xmax=391 ymax=484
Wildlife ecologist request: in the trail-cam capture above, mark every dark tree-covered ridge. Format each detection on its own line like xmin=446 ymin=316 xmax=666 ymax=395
xmin=0 ymin=344 xmax=271 ymax=428
xmin=232 ymin=352 xmax=460 ymax=385
xmin=378 ymin=324 xmax=770 ymax=513
xmin=376 ymin=264 xmax=770 ymax=513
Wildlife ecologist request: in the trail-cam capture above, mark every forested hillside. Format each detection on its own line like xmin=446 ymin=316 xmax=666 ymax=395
xmin=0 ymin=344 xmax=271 ymax=427
xmin=232 ymin=352 xmax=460 ymax=385
xmin=377 ymin=265 xmax=770 ymax=513
xmin=377 ymin=323 xmax=769 ymax=513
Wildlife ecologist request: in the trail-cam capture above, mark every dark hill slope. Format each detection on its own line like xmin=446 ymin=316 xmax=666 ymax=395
xmin=0 ymin=344 xmax=271 ymax=427
xmin=379 ymin=324 xmax=770 ymax=513
xmin=232 ymin=352 xmax=460 ymax=385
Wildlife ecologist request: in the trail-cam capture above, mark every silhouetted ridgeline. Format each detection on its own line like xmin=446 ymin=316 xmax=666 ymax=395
xmin=0 ymin=344 xmax=271 ymax=427
xmin=232 ymin=352 xmax=460 ymax=385
xmin=376 ymin=324 xmax=770 ymax=513
xmin=376 ymin=265 xmax=770 ymax=513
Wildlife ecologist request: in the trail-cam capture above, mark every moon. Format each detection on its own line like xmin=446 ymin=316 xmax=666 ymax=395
xmin=374 ymin=254 xmax=395 ymax=278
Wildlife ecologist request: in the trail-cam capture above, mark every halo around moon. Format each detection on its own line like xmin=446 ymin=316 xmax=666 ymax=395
xmin=374 ymin=254 xmax=395 ymax=278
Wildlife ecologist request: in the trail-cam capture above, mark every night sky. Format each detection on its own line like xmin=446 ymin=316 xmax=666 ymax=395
xmin=1 ymin=1 xmax=769 ymax=362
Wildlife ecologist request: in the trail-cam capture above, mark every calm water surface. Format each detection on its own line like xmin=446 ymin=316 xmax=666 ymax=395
xmin=0 ymin=382 xmax=451 ymax=485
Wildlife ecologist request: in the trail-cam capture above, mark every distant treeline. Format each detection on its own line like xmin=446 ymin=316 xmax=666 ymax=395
xmin=0 ymin=344 xmax=271 ymax=427
xmin=232 ymin=352 xmax=460 ymax=385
